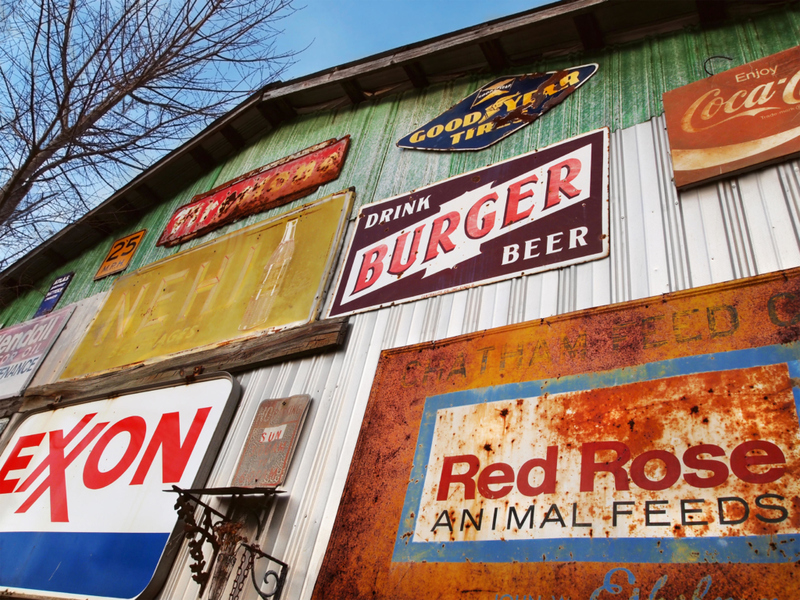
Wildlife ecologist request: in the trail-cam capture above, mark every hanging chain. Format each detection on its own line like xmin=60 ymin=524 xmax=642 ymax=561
xmin=228 ymin=548 xmax=251 ymax=600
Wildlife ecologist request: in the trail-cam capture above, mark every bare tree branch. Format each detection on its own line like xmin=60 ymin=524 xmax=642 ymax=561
xmin=0 ymin=0 xmax=298 ymax=268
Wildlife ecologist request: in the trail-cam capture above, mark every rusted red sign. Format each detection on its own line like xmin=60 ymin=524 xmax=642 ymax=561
xmin=157 ymin=136 xmax=350 ymax=246
xmin=663 ymin=45 xmax=800 ymax=189
xmin=314 ymin=267 xmax=800 ymax=600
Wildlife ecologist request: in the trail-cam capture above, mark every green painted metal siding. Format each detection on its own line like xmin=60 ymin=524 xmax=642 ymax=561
xmin=2 ymin=4 xmax=800 ymax=326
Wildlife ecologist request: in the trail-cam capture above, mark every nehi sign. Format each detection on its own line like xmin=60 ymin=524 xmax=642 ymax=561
xmin=61 ymin=191 xmax=352 ymax=380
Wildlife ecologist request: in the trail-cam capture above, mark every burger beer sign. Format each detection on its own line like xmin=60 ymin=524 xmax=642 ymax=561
xmin=329 ymin=129 xmax=609 ymax=317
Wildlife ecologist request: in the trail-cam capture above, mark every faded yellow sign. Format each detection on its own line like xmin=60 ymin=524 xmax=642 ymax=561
xmin=61 ymin=191 xmax=353 ymax=380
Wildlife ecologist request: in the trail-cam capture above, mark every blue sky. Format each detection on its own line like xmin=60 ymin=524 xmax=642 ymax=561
xmin=277 ymin=0 xmax=556 ymax=81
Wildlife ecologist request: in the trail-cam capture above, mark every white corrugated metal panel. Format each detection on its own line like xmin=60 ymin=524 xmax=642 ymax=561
xmin=157 ymin=116 xmax=800 ymax=600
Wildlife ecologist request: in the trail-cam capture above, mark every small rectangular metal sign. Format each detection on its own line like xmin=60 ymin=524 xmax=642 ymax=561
xmin=663 ymin=44 xmax=800 ymax=189
xmin=232 ymin=394 xmax=310 ymax=488
xmin=0 ymin=375 xmax=239 ymax=600
xmin=94 ymin=230 xmax=147 ymax=280
xmin=33 ymin=272 xmax=73 ymax=318
xmin=397 ymin=65 xmax=597 ymax=151
xmin=157 ymin=137 xmax=350 ymax=247
xmin=329 ymin=128 xmax=609 ymax=317
xmin=0 ymin=306 xmax=73 ymax=400
xmin=60 ymin=191 xmax=353 ymax=380
xmin=314 ymin=267 xmax=800 ymax=600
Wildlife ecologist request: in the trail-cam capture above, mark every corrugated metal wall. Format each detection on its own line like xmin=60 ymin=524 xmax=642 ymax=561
xmin=153 ymin=115 xmax=800 ymax=600
xmin=3 ymin=5 xmax=800 ymax=600
xmin=2 ymin=4 xmax=800 ymax=326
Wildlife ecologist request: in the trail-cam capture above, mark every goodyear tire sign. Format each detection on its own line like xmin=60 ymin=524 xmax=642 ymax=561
xmin=397 ymin=65 xmax=598 ymax=151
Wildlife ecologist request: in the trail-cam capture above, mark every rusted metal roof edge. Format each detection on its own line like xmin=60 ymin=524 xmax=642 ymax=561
xmin=260 ymin=0 xmax=606 ymax=101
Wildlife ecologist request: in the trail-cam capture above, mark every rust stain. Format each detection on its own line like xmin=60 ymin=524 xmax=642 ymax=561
xmin=313 ymin=268 xmax=800 ymax=600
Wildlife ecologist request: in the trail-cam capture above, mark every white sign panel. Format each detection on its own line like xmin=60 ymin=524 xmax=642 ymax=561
xmin=0 ymin=375 xmax=239 ymax=600
xmin=0 ymin=306 xmax=74 ymax=400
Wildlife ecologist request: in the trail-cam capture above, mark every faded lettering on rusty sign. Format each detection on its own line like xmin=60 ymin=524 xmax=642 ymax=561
xmin=157 ymin=137 xmax=350 ymax=247
xmin=313 ymin=268 xmax=800 ymax=600
xmin=664 ymin=44 xmax=800 ymax=189
xmin=329 ymin=129 xmax=609 ymax=317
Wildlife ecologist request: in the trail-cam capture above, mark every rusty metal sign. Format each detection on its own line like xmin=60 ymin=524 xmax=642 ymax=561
xmin=94 ymin=229 xmax=146 ymax=280
xmin=0 ymin=306 xmax=73 ymax=400
xmin=397 ymin=65 xmax=597 ymax=151
xmin=157 ymin=137 xmax=350 ymax=247
xmin=329 ymin=129 xmax=608 ymax=318
xmin=232 ymin=394 xmax=310 ymax=488
xmin=664 ymin=44 xmax=800 ymax=189
xmin=314 ymin=267 xmax=800 ymax=600
xmin=60 ymin=191 xmax=353 ymax=380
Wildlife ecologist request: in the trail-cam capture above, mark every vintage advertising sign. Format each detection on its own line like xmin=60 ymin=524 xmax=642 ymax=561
xmin=329 ymin=128 xmax=608 ymax=318
xmin=664 ymin=44 xmax=800 ymax=189
xmin=397 ymin=65 xmax=597 ymax=151
xmin=0 ymin=375 xmax=240 ymax=600
xmin=157 ymin=137 xmax=350 ymax=247
xmin=60 ymin=191 xmax=353 ymax=380
xmin=231 ymin=394 xmax=310 ymax=488
xmin=94 ymin=230 xmax=147 ymax=280
xmin=314 ymin=267 xmax=800 ymax=600
xmin=0 ymin=306 xmax=73 ymax=400
xmin=33 ymin=272 xmax=73 ymax=318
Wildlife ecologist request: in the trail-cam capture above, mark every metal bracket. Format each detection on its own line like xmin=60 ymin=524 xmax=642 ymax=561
xmin=242 ymin=542 xmax=289 ymax=600
xmin=704 ymin=55 xmax=733 ymax=76
xmin=169 ymin=486 xmax=289 ymax=600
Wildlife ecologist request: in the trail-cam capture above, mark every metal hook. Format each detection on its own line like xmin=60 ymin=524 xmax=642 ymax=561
xmin=704 ymin=55 xmax=733 ymax=76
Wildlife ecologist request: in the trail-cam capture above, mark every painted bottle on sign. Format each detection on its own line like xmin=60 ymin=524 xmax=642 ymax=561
xmin=239 ymin=218 xmax=297 ymax=330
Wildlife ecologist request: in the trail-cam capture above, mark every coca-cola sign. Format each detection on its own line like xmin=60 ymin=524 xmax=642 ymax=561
xmin=663 ymin=45 xmax=800 ymax=189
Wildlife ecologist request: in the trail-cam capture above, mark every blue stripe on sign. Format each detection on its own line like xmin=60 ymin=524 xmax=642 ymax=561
xmin=0 ymin=531 xmax=170 ymax=599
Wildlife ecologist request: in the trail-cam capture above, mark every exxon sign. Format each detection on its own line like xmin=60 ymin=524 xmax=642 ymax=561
xmin=0 ymin=375 xmax=239 ymax=600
